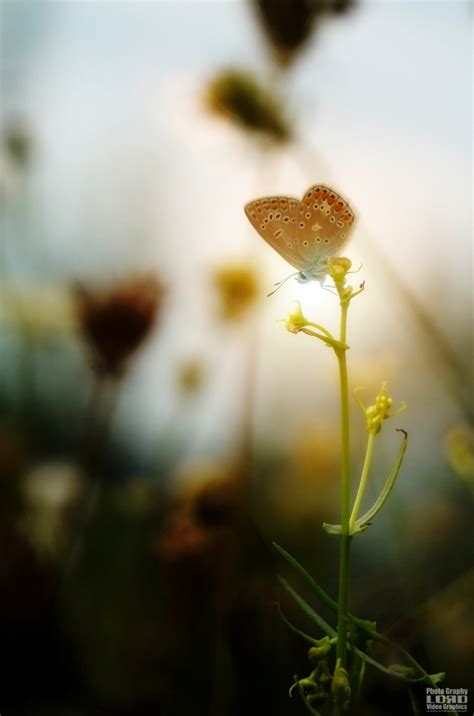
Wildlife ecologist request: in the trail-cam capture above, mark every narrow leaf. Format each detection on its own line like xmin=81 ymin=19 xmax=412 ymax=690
xmin=355 ymin=430 xmax=407 ymax=531
xmin=409 ymin=687 xmax=422 ymax=716
xmin=278 ymin=576 xmax=427 ymax=683
xmin=274 ymin=603 xmax=322 ymax=647
xmin=278 ymin=576 xmax=337 ymax=638
xmin=274 ymin=543 xmax=443 ymax=686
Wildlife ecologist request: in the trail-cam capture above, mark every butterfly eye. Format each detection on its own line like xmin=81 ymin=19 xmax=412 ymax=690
xmin=325 ymin=208 xmax=330 ymax=215
xmin=291 ymin=218 xmax=296 ymax=224
xmin=264 ymin=218 xmax=269 ymax=224
xmin=268 ymin=213 xmax=274 ymax=220
xmin=337 ymin=221 xmax=343 ymax=228
xmin=319 ymin=204 xmax=325 ymax=210
xmin=274 ymin=229 xmax=283 ymax=238
xmin=302 ymin=240 xmax=309 ymax=247
xmin=275 ymin=212 xmax=281 ymax=219
xmin=313 ymin=204 xmax=318 ymax=210
xmin=324 ymin=238 xmax=329 ymax=244
xmin=340 ymin=233 xmax=346 ymax=239
xmin=305 ymin=212 xmax=311 ymax=219
xmin=330 ymin=217 xmax=335 ymax=223
xmin=283 ymin=216 xmax=290 ymax=223
xmin=315 ymin=237 xmax=321 ymax=243
xmin=287 ymin=242 xmax=292 ymax=248
xmin=299 ymin=222 xmax=305 ymax=229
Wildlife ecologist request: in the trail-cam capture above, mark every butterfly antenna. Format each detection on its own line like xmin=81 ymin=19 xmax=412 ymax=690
xmin=267 ymin=272 xmax=299 ymax=297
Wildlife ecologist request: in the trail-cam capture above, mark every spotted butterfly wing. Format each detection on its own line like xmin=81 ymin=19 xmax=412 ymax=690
xmin=295 ymin=185 xmax=355 ymax=270
xmin=244 ymin=195 xmax=304 ymax=269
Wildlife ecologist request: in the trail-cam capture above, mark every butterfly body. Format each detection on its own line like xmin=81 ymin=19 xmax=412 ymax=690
xmin=244 ymin=184 xmax=355 ymax=288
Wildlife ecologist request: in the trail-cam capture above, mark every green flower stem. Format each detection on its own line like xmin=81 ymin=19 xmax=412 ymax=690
xmin=349 ymin=431 xmax=376 ymax=532
xmin=305 ymin=320 xmax=335 ymax=340
xmin=334 ymin=298 xmax=352 ymax=694
xmin=300 ymin=327 xmax=349 ymax=352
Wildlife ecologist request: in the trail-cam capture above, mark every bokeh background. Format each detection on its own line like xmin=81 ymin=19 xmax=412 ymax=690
xmin=1 ymin=1 xmax=472 ymax=715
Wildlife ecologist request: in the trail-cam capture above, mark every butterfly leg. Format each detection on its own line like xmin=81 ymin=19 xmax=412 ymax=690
xmin=321 ymin=283 xmax=338 ymax=296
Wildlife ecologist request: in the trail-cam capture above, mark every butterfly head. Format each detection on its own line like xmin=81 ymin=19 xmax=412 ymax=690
xmin=296 ymin=271 xmax=310 ymax=283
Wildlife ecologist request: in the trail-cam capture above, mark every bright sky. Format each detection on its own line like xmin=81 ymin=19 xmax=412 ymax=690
xmin=1 ymin=1 xmax=472 ymax=484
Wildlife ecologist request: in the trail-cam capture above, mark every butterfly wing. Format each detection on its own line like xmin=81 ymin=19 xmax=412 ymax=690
xmin=244 ymin=196 xmax=304 ymax=270
xmin=295 ymin=185 xmax=355 ymax=270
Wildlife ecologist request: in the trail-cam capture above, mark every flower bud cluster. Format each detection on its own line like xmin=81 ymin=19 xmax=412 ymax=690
xmin=357 ymin=382 xmax=405 ymax=435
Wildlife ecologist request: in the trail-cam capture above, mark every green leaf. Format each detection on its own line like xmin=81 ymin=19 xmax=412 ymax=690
xmin=274 ymin=543 xmax=339 ymax=613
xmin=274 ymin=542 xmax=444 ymax=687
xmin=277 ymin=576 xmax=427 ymax=684
xmin=322 ymin=522 xmax=341 ymax=535
xmin=354 ymin=430 xmax=407 ymax=531
xmin=352 ymin=655 xmax=366 ymax=702
xmin=409 ymin=686 xmax=422 ymax=716
xmin=278 ymin=577 xmax=337 ymax=638
xmin=274 ymin=603 xmax=323 ymax=648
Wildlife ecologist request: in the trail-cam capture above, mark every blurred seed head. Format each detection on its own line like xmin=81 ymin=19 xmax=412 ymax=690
xmin=270 ymin=422 xmax=339 ymax=521
xmin=0 ymin=282 xmax=76 ymax=340
xmin=2 ymin=120 xmax=32 ymax=168
xmin=253 ymin=0 xmax=356 ymax=67
xmin=444 ymin=424 xmax=474 ymax=483
xmin=204 ymin=68 xmax=292 ymax=143
xmin=154 ymin=460 xmax=239 ymax=592
xmin=176 ymin=358 xmax=206 ymax=397
xmin=212 ymin=263 xmax=260 ymax=321
xmin=75 ymin=274 xmax=165 ymax=378
xmin=20 ymin=461 xmax=84 ymax=557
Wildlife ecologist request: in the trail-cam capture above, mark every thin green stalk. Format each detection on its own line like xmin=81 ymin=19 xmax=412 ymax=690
xmin=349 ymin=431 xmax=376 ymax=532
xmin=335 ymin=299 xmax=352 ymax=679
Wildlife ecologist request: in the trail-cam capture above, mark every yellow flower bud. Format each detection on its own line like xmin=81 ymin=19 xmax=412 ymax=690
xmin=355 ymin=383 xmax=406 ymax=435
xmin=285 ymin=302 xmax=308 ymax=334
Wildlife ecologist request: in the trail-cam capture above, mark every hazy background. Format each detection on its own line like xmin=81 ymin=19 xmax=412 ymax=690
xmin=0 ymin=1 xmax=472 ymax=715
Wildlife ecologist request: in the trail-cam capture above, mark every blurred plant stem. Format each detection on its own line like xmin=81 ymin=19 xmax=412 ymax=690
xmin=62 ymin=376 xmax=121 ymax=580
xmin=235 ymin=309 xmax=260 ymax=489
xmin=81 ymin=374 xmax=121 ymax=475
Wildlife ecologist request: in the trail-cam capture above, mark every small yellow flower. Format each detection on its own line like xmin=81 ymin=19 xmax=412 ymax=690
xmin=356 ymin=382 xmax=405 ymax=435
xmin=285 ymin=302 xmax=308 ymax=334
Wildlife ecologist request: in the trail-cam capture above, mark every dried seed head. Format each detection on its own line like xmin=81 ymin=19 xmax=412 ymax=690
xmin=75 ymin=274 xmax=165 ymax=377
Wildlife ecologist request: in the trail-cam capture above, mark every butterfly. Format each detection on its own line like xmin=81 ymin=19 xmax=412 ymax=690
xmin=244 ymin=184 xmax=355 ymax=294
